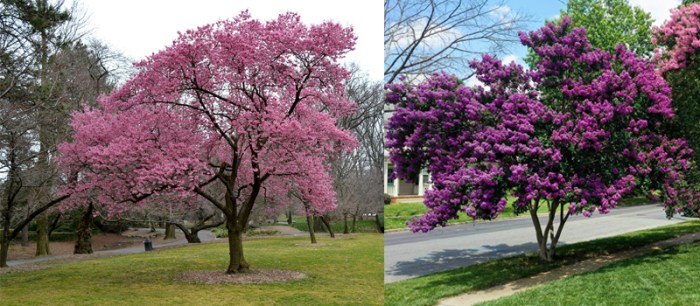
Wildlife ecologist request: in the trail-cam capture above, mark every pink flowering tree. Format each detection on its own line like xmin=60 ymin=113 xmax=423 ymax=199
xmin=386 ymin=16 xmax=693 ymax=261
xmin=653 ymin=2 xmax=700 ymax=215
xmin=58 ymin=12 xmax=357 ymax=273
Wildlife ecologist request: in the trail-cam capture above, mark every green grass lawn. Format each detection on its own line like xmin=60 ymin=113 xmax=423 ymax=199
xmin=384 ymin=220 xmax=700 ymax=306
xmin=285 ymin=217 xmax=379 ymax=234
xmin=385 ymin=195 xmax=656 ymax=231
xmin=288 ymin=219 xmax=377 ymax=234
xmin=484 ymin=240 xmax=700 ymax=305
xmin=0 ymin=234 xmax=383 ymax=305
xmin=384 ymin=198 xmax=543 ymax=231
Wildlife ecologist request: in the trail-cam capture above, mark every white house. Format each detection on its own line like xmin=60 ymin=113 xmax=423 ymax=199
xmin=383 ymin=104 xmax=432 ymax=203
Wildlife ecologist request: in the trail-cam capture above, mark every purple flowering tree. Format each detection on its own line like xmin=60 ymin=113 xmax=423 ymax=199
xmin=385 ymin=16 xmax=694 ymax=261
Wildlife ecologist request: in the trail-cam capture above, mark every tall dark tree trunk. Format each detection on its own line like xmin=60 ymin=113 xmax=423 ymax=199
xmin=343 ymin=212 xmax=349 ymax=234
xmin=35 ymin=212 xmax=50 ymax=256
xmin=319 ymin=215 xmax=335 ymax=238
xmin=286 ymin=210 xmax=293 ymax=225
xmin=0 ymin=213 xmax=10 ymax=267
xmin=351 ymin=213 xmax=357 ymax=233
xmin=74 ymin=203 xmax=94 ymax=254
xmin=163 ymin=223 xmax=176 ymax=240
xmin=226 ymin=219 xmax=249 ymax=274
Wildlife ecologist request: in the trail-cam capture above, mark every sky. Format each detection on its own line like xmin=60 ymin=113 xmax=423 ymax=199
xmin=499 ymin=0 xmax=682 ymax=69
xmin=66 ymin=0 xmax=384 ymax=81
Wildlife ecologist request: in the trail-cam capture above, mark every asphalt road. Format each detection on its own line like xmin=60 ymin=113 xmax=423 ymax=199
xmin=384 ymin=204 xmax=693 ymax=283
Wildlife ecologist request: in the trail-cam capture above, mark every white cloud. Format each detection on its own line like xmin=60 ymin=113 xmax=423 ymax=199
xmin=628 ymin=0 xmax=682 ymax=26
xmin=388 ymin=17 xmax=463 ymax=51
xmin=502 ymin=54 xmax=518 ymax=65
xmin=491 ymin=5 xmax=512 ymax=20
xmin=465 ymin=75 xmax=484 ymax=88
xmin=490 ymin=5 xmax=515 ymax=29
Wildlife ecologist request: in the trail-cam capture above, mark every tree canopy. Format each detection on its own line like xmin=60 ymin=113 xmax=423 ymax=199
xmin=386 ymin=16 xmax=692 ymax=260
xmin=58 ymin=11 xmax=357 ymax=273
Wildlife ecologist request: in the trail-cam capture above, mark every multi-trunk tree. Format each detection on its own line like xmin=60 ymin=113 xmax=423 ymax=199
xmin=58 ymin=12 xmax=357 ymax=273
xmin=386 ymin=16 xmax=693 ymax=261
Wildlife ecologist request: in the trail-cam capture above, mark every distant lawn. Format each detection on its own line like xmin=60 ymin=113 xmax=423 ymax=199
xmin=384 ymin=220 xmax=700 ymax=306
xmin=0 ymin=234 xmax=383 ymax=305
xmin=384 ymin=199 xmax=541 ymax=231
xmin=484 ymin=241 xmax=700 ymax=305
xmin=385 ymin=195 xmax=655 ymax=231
xmin=285 ymin=217 xmax=379 ymax=234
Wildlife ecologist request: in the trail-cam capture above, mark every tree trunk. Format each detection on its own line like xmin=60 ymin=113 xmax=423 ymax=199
xmin=343 ymin=213 xmax=349 ymax=234
xmin=0 ymin=219 xmax=10 ymax=267
xmin=226 ymin=221 xmax=249 ymax=274
xmin=319 ymin=215 xmax=335 ymax=238
xmin=185 ymin=229 xmax=201 ymax=243
xmin=306 ymin=214 xmax=317 ymax=244
xmin=74 ymin=203 xmax=94 ymax=254
xmin=35 ymin=212 xmax=50 ymax=256
xmin=529 ymin=199 xmax=569 ymax=262
xmin=164 ymin=223 xmax=176 ymax=240
xmin=171 ymin=223 xmax=202 ymax=243
xmin=149 ymin=221 xmax=156 ymax=232
xmin=0 ymin=239 xmax=8 ymax=268
xmin=351 ymin=213 xmax=357 ymax=233
xmin=286 ymin=210 xmax=293 ymax=225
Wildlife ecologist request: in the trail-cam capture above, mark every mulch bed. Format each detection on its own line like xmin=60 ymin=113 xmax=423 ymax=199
xmin=177 ymin=269 xmax=307 ymax=284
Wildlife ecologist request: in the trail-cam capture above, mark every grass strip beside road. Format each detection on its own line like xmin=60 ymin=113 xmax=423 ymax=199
xmin=483 ymin=238 xmax=700 ymax=305
xmin=384 ymin=220 xmax=700 ymax=306
xmin=385 ymin=196 xmax=655 ymax=231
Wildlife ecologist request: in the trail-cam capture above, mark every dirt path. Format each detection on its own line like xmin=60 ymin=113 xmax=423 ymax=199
xmin=438 ymin=231 xmax=700 ymax=306
xmin=2 ymin=228 xmax=216 ymax=273
xmin=7 ymin=229 xmax=184 ymax=261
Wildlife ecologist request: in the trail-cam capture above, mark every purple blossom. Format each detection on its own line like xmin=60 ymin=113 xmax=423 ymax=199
xmin=387 ymin=16 xmax=694 ymax=232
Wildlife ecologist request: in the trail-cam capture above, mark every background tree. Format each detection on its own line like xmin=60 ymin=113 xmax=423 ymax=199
xmin=59 ymin=12 xmax=357 ymax=274
xmin=562 ymin=0 xmax=654 ymax=56
xmin=385 ymin=17 xmax=693 ymax=261
xmin=384 ymin=0 xmax=529 ymax=83
xmin=0 ymin=0 xmax=127 ymax=265
xmin=331 ymin=65 xmax=384 ymax=234
xmin=653 ymin=2 xmax=700 ymax=214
